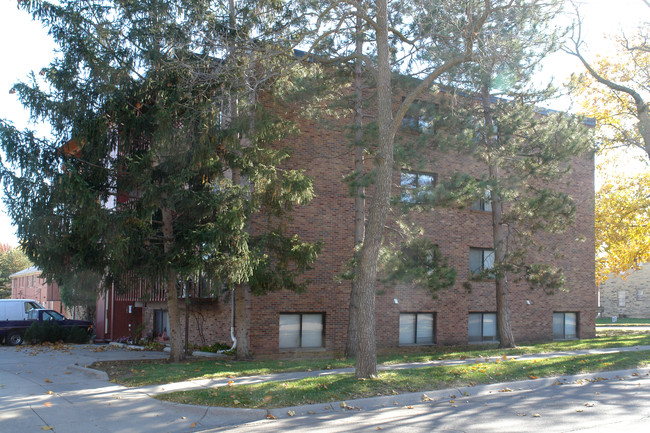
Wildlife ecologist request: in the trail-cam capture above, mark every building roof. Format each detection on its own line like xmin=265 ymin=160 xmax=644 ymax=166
xmin=8 ymin=266 xmax=41 ymax=279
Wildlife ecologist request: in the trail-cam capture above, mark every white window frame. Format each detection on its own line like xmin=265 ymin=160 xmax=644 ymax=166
xmin=399 ymin=313 xmax=435 ymax=345
xmin=279 ymin=313 xmax=324 ymax=349
xmin=553 ymin=312 xmax=577 ymax=340
xmin=468 ymin=312 xmax=498 ymax=343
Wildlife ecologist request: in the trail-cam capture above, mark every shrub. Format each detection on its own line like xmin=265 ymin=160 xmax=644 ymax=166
xmin=24 ymin=322 xmax=89 ymax=344
xmin=66 ymin=326 xmax=90 ymax=344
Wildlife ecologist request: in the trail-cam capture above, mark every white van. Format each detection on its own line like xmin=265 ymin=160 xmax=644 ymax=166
xmin=0 ymin=299 xmax=45 ymax=321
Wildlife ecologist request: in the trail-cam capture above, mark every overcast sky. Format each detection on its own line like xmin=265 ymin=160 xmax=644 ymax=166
xmin=0 ymin=0 xmax=647 ymax=246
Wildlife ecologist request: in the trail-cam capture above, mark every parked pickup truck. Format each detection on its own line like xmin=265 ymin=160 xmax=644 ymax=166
xmin=0 ymin=309 xmax=93 ymax=346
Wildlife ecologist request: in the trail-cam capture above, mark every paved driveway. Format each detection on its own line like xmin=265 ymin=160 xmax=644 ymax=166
xmin=0 ymin=344 xmax=263 ymax=433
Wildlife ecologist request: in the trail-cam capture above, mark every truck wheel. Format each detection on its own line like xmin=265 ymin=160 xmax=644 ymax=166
xmin=6 ymin=331 xmax=23 ymax=346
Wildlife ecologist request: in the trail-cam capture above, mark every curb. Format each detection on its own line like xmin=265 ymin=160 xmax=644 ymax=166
xmin=66 ymin=363 xmax=110 ymax=380
xmin=265 ymin=366 xmax=650 ymax=420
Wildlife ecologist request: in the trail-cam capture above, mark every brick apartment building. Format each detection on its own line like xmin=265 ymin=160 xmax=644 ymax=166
xmin=10 ymin=266 xmax=65 ymax=313
xmin=95 ymin=94 xmax=596 ymax=354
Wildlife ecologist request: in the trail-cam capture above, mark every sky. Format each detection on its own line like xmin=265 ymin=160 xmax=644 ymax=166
xmin=0 ymin=0 xmax=647 ymax=247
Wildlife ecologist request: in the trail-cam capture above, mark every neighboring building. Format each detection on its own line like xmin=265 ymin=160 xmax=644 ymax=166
xmin=599 ymin=266 xmax=650 ymax=319
xmin=94 ymin=93 xmax=597 ymax=352
xmin=9 ymin=266 xmax=65 ymax=314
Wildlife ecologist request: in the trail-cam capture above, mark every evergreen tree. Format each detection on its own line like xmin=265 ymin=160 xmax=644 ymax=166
xmin=0 ymin=0 xmax=319 ymax=362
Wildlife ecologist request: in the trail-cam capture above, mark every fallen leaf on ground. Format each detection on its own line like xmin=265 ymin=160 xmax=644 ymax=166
xmin=266 ymin=413 xmax=277 ymax=420
xmin=406 ymin=406 xmax=414 ymax=409
xmin=43 ymin=402 xmax=52 ymax=407
xmin=40 ymin=427 xmax=54 ymax=431
xmin=499 ymin=388 xmax=513 ymax=393
xmin=422 ymin=394 xmax=433 ymax=402
xmin=190 ymin=422 xmax=197 ymax=427
xmin=287 ymin=410 xmax=295 ymax=417
xmin=584 ymin=403 xmax=595 ymax=407
xmin=529 ymin=375 xmax=538 ymax=380
xmin=46 ymin=391 xmax=54 ymax=395
xmin=45 ymin=379 xmax=51 ymax=383
xmin=532 ymin=413 xmax=541 ymax=417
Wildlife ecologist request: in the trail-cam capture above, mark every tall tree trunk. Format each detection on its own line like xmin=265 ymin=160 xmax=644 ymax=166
xmin=234 ymin=283 xmax=251 ymax=359
xmin=161 ymin=206 xmax=185 ymax=362
xmin=346 ymin=13 xmax=366 ymax=359
xmin=354 ymin=0 xmax=393 ymax=379
xmin=482 ymin=84 xmax=516 ymax=349
xmin=489 ymin=164 xmax=516 ymax=348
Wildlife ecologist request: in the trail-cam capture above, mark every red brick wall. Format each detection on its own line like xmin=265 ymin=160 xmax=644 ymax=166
xmin=244 ymin=96 xmax=596 ymax=355
xmin=132 ymin=95 xmax=595 ymax=354
xmin=142 ymin=299 xmax=233 ymax=347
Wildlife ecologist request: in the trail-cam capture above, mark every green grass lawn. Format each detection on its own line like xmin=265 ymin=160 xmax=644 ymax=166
xmin=92 ymin=330 xmax=650 ymax=387
xmin=155 ymin=350 xmax=650 ymax=409
xmin=596 ymin=317 xmax=650 ymax=326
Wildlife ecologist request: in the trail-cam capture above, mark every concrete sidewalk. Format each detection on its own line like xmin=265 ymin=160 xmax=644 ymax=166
xmin=2 ymin=343 xmax=650 ymax=433
xmin=129 ymin=344 xmax=650 ymax=396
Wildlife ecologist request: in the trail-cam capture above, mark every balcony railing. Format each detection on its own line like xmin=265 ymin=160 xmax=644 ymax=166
xmin=114 ymin=272 xmax=222 ymax=302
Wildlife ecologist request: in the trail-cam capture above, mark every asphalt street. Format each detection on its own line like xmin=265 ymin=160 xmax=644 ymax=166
xmin=1 ymin=343 xmax=650 ymax=433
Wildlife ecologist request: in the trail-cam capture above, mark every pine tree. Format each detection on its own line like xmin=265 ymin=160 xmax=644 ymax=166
xmin=0 ymin=0 xmax=319 ymax=361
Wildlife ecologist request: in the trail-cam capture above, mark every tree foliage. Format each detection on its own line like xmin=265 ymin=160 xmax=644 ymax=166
xmin=0 ymin=0 xmax=320 ymax=362
xmin=0 ymin=246 xmax=32 ymax=299
xmin=596 ymin=167 xmax=650 ymax=284
xmin=568 ymin=3 xmax=650 ymax=282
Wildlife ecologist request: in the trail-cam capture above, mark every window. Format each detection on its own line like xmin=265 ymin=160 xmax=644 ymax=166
xmin=401 ymin=171 xmax=436 ymax=203
xmin=153 ymin=309 xmax=169 ymax=339
xmin=399 ymin=313 xmax=435 ymax=345
xmin=553 ymin=312 xmax=577 ymax=339
xmin=279 ymin=313 xmax=324 ymax=349
xmin=401 ymin=101 xmax=437 ymax=133
xmin=618 ymin=291 xmax=626 ymax=307
xmin=469 ymin=248 xmax=495 ymax=275
xmin=468 ymin=313 xmax=498 ymax=342
xmin=637 ymin=290 xmax=644 ymax=301
xmin=470 ymin=190 xmax=492 ymax=212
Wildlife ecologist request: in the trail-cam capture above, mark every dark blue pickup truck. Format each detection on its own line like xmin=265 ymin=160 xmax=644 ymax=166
xmin=0 ymin=309 xmax=93 ymax=346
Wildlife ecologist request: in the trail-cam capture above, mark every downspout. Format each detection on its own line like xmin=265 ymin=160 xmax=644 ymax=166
xmin=229 ymin=288 xmax=237 ymax=350
xmin=219 ymin=288 xmax=237 ymax=353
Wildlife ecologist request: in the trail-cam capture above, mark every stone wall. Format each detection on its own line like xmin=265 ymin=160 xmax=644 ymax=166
xmin=600 ymin=267 xmax=650 ymax=318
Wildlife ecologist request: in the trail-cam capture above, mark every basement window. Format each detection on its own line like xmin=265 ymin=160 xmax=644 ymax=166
xmin=279 ymin=313 xmax=324 ymax=349
xmin=468 ymin=312 xmax=498 ymax=343
xmin=399 ymin=313 xmax=435 ymax=345
xmin=553 ymin=312 xmax=577 ymax=340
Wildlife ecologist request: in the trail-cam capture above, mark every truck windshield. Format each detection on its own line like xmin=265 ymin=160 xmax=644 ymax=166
xmin=24 ymin=301 xmax=44 ymax=313
xmin=42 ymin=311 xmax=65 ymax=321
